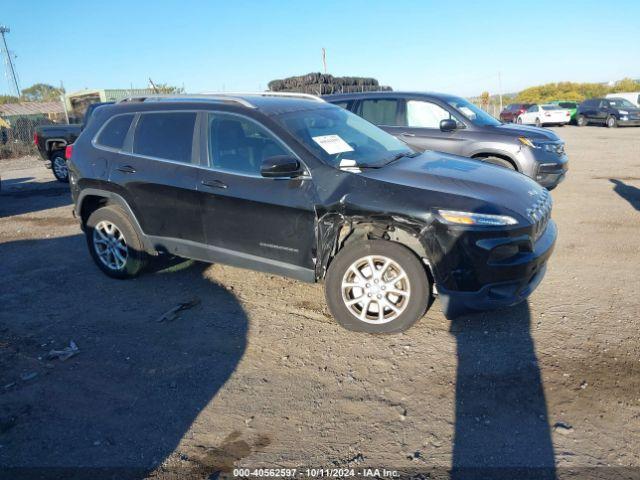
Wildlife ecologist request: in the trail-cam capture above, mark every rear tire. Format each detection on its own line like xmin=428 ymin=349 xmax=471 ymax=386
xmin=325 ymin=240 xmax=430 ymax=333
xmin=51 ymin=150 xmax=69 ymax=183
xmin=606 ymin=115 xmax=618 ymax=128
xmin=535 ymin=118 xmax=542 ymax=127
xmin=516 ymin=116 xmax=523 ymax=124
xmin=576 ymin=115 xmax=587 ymax=127
xmin=85 ymin=205 xmax=148 ymax=279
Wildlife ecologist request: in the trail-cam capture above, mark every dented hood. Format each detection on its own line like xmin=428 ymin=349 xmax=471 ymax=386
xmin=359 ymin=151 xmax=545 ymax=220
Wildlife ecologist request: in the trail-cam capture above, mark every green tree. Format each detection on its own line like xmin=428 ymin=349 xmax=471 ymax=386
xmin=0 ymin=94 xmax=19 ymax=104
xmin=480 ymin=91 xmax=490 ymax=107
xmin=20 ymin=83 xmax=65 ymax=102
xmin=610 ymin=78 xmax=640 ymax=93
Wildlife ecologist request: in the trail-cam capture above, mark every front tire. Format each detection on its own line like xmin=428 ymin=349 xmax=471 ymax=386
xmin=606 ymin=115 xmax=618 ymax=128
xmin=85 ymin=205 xmax=148 ymax=279
xmin=516 ymin=116 xmax=523 ymax=124
xmin=51 ymin=150 xmax=69 ymax=183
xmin=535 ymin=118 xmax=542 ymax=128
xmin=482 ymin=156 xmax=516 ymax=170
xmin=325 ymin=240 xmax=431 ymax=333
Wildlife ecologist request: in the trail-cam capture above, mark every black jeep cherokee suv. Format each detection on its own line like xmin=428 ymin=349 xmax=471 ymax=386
xmin=68 ymin=93 xmax=556 ymax=333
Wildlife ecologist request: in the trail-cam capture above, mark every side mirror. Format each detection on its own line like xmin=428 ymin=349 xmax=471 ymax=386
xmin=260 ymin=155 xmax=302 ymax=178
xmin=440 ymin=118 xmax=457 ymax=132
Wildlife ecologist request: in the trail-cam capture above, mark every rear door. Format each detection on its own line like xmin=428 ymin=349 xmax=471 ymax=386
xmin=109 ymin=111 xmax=204 ymax=243
xmin=198 ymin=111 xmax=317 ymax=273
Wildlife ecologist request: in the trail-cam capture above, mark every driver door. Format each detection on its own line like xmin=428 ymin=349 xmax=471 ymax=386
xmin=393 ymin=99 xmax=466 ymax=155
xmin=198 ymin=112 xmax=317 ymax=276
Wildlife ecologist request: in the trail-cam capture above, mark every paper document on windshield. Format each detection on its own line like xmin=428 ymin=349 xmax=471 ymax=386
xmin=312 ymin=134 xmax=354 ymax=155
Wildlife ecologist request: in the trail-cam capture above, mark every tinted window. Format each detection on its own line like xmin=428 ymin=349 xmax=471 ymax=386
xmin=208 ymin=113 xmax=289 ymax=175
xmin=406 ymin=100 xmax=459 ymax=128
xmin=359 ymin=99 xmax=400 ymax=125
xmin=558 ymin=102 xmax=576 ymax=108
xmin=96 ymin=114 xmax=134 ymax=149
xmin=133 ymin=112 xmax=196 ymax=163
xmin=527 ymin=105 xmax=538 ymax=112
xmin=541 ymin=105 xmax=561 ymax=110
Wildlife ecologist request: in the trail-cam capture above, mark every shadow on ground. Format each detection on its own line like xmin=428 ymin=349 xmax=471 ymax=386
xmin=0 ymin=180 xmax=71 ymax=218
xmin=610 ymin=178 xmax=640 ymax=211
xmin=0 ymin=234 xmax=249 ymax=479
xmin=450 ymin=302 xmax=556 ymax=480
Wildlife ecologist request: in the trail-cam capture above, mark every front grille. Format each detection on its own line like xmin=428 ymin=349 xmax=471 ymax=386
xmin=527 ymin=189 xmax=553 ymax=241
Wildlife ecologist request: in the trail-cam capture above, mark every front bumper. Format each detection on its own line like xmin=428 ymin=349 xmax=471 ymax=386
xmin=619 ymin=118 xmax=640 ymax=126
xmin=517 ymin=148 xmax=568 ymax=189
xmin=434 ymin=220 xmax=557 ymax=319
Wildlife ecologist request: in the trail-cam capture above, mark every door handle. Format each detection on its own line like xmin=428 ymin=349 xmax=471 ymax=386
xmin=201 ymin=179 xmax=228 ymax=189
xmin=116 ymin=165 xmax=136 ymax=174
xmin=400 ymin=132 xmax=416 ymax=137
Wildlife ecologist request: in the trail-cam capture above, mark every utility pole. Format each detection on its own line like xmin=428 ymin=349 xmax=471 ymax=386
xmin=321 ymin=48 xmax=327 ymax=74
xmin=0 ymin=26 xmax=20 ymax=97
xmin=498 ymin=71 xmax=503 ymax=113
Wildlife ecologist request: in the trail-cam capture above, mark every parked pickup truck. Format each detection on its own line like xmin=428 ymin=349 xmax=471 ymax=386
xmin=34 ymin=102 xmax=113 ymax=182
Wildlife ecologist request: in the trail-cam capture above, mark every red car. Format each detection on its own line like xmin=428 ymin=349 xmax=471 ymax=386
xmin=500 ymin=103 xmax=533 ymax=123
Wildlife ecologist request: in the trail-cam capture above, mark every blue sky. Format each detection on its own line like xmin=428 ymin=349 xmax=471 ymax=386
xmin=1 ymin=0 xmax=639 ymax=97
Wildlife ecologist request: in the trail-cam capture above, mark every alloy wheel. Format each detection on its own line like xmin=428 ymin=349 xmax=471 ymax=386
xmin=92 ymin=220 xmax=128 ymax=271
xmin=52 ymin=156 xmax=68 ymax=180
xmin=341 ymin=255 xmax=410 ymax=324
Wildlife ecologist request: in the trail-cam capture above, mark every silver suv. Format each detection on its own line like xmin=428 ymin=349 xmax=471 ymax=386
xmin=325 ymin=91 xmax=568 ymax=189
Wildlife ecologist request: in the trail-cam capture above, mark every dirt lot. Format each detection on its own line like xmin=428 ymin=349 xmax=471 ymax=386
xmin=1 ymin=127 xmax=639 ymax=479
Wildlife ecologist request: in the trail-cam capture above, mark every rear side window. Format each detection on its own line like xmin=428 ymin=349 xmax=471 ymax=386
xmin=96 ymin=114 xmax=134 ymax=149
xmin=133 ymin=112 xmax=196 ymax=163
xmin=359 ymin=99 xmax=400 ymax=126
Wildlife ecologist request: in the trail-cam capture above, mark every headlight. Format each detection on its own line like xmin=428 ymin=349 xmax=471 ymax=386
xmin=518 ymin=136 xmax=536 ymax=148
xmin=619 ymin=110 xmax=629 ymax=115
xmin=437 ymin=210 xmax=518 ymax=226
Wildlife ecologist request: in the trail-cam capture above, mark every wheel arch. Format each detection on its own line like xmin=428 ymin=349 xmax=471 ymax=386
xmin=316 ymin=214 xmax=436 ymax=287
xmin=77 ymin=189 xmax=156 ymax=254
xmin=471 ymin=151 xmax=519 ymax=171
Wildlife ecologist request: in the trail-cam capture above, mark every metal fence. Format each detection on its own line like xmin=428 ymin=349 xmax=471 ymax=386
xmin=0 ymin=99 xmax=67 ymax=159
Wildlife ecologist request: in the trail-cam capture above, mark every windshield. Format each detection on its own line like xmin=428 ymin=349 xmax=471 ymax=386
xmin=558 ymin=102 xmax=576 ymax=108
xmin=607 ymin=98 xmax=636 ymax=108
xmin=446 ymin=97 xmax=502 ymax=126
xmin=273 ymin=106 xmax=414 ymax=168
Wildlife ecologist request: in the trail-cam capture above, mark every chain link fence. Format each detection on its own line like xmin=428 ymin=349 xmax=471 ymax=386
xmin=0 ymin=99 xmax=67 ymax=159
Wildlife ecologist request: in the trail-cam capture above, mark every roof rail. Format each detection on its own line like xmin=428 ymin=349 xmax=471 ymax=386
xmin=117 ymin=94 xmax=256 ymax=108
xmin=211 ymin=91 xmax=326 ymax=103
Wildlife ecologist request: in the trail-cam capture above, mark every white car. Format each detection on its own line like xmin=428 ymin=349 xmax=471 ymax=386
xmin=517 ymin=104 xmax=571 ymax=127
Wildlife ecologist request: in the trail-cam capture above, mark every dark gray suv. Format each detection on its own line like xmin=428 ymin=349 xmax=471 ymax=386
xmin=325 ymin=92 xmax=568 ymax=189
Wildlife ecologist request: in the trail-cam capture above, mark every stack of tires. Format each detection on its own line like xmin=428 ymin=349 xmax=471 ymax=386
xmin=268 ymin=73 xmax=392 ymax=95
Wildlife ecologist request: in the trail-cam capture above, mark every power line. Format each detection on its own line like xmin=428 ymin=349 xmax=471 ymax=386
xmin=0 ymin=25 xmax=20 ymax=97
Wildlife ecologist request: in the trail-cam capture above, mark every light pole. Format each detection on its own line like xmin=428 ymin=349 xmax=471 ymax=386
xmin=0 ymin=25 xmax=20 ymax=97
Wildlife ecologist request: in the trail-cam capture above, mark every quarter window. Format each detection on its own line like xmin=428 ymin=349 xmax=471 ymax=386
xmin=96 ymin=114 xmax=134 ymax=149
xmin=208 ymin=113 xmax=289 ymax=175
xmin=359 ymin=99 xmax=400 ymax=126
xmin=133 ymin=112 xmax=196 ymax=163
xmin=406 ymin=100 xmax=458 ymax=128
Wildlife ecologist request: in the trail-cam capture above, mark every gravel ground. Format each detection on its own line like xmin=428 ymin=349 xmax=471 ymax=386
xmin=0 ymin=127 xmax=639 ymax=479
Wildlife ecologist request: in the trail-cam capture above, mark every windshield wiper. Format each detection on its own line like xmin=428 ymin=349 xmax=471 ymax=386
xmin=384 ymin=151 xmax=420 ymax=165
